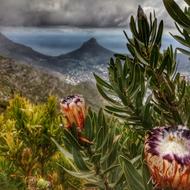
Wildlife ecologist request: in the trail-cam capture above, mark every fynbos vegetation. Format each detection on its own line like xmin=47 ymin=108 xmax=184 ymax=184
xmin=0 ymin=96 xmax=82 ymax=189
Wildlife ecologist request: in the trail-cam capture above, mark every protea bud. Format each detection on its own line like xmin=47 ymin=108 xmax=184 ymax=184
xmin=60 ymin=95 xmax=86 ymax=130
xmin=144 ymin=125 xmax=190 ymax=190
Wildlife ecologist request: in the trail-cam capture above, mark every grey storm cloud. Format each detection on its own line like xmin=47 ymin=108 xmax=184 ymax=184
xmin=0 ymin=0 xmax=186 ymax=27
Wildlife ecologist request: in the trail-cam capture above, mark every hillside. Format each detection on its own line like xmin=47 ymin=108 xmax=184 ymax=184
xmin=0 ymin=33 xmax=114 ymax=82
xmin=0 ymin=56 xmax=102 ymax=112
xmin=0 ymin=33 xmax=49 ymax=64
xmin=0 ymin=32 xmax=188 ymax=93
xmin=48 ymin=38 xmax=114 ymax=83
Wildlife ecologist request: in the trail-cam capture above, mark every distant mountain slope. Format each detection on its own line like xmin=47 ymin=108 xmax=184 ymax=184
xmin=0 ymin=32 xmax=49 ymax=63
xmin=49 ymin=38 xmax=114 ymax=82
xmin=0 ymin=33 xmax=113 ymax=65
xmin=0 ymin=32 xmax=189 ymax=84
xmin=0 ymin=56 xmax=102 ymax=112
xmin=48 ymin=37 xmax=114 ymax=69
xmin=0 ymin=33 xmax=114 ymax=83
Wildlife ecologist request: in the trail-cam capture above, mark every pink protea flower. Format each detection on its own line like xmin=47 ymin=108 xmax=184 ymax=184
xmin=144 ymin=125 xmax=190 ymax=190
xmin=60 ymin=95 xmax=86 ymax=130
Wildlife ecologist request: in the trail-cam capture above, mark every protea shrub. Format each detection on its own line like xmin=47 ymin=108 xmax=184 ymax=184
xmin=145 ymin=126 xmax=190 ymax=190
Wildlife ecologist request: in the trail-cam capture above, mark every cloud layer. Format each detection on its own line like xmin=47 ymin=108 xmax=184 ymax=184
xmin=0 ymin=0 xmax=186 ymax=27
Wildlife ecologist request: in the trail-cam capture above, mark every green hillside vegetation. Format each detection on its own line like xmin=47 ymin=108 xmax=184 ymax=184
xmin=0 ymin=56 xmax=102 ymax=112
xmin=0 ymin=95 xmax=84 ymax=189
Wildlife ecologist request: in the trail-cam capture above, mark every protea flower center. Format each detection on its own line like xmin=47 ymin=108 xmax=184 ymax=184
xmin=145 ymin=126 xmax=190 ymax=190
xmin=60 ymin=95 xmax=86 ymax=130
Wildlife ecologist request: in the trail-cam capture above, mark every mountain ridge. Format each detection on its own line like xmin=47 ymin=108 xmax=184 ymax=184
xmin=0 ymin=32 xmax=114 ymax=83
xmin=0 ymin=32 xmax=189 ymax=84
xmin=0 ymin=32 xmax=114 ymax=63
xmin=0 ymin=32 xmax=49 ymax=63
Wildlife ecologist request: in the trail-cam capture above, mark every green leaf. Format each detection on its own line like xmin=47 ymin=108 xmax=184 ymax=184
xmin=72 ymin=147 xmax=90 ymax=171
xmin=114 ymin=53 xmax=127 ymax=60
xmin=140 ymin=12 xmax=150 ymax=47
xmin=130 ymin=16 xmax=139 ymax=39
xmin=84 ymin=115 xmax=94 ymax=141
xmin=184 ymin=0 xmax=190 ymax=6
xmin=109 ymin=173 xmax=125 ymax=189
xmin=124 ymin=30 xmax=135 ymax=46
xmin=64 ymin=129 xmax=82 ymax=150
xmin=95 ymin=126 xmax=105 ymax=149
xmin=134 ymin=48 xmax=149 ymax=66
xmin=51 ymin=138 xmax=74 ymax=160
xmin=106 ymin=140 xmax=120 ymax=166
xmin=142 ymin=95 xmax=153 ymax=129
xmin=96 ymin=84 xmax=119 ymax=105
xmin=90 ymin=153 xmax=101 ymax=164
xmin=58 ymin=164 xmax=95 ymax=179
xmin=127 ymin=44 xmax=136 ymax=57
xmin=163 ymin=0 xmax=190 ymax=28
xmin=171 ymin=34 xmax=190 ymax=48
xmin=94 ymin=73 xmax=113 ymax=89
xmin=175 ymin=23 xmax=184 ymax=36
xmin=105 ymin=105 xmax=131 ymax=114
xmin=142 ymin=162 xmax=153 ymax=190
xmin=177 ymin=47 xmax=190 ymax=56
xmin=154 ymin=20 xmax=163 ymax=47
xmin=150 ymin=45 xmax=159 ymax=68
xmin=157 ymin=53 xmax=170 ymax=75
xmin=119 ymin=155 xmax=145 ymax=190
xmin=102 ymin=164 xmax=120 ymax=175
xmin=84 ymin=182 xmax=104 ymax=189
xmin=150 ymin=19 xmax=157 ymax=43
xmin=98 ymin=108 xmax=105 ymax=126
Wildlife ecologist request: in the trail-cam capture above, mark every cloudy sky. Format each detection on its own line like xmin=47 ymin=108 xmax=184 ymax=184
xmin=0 ymin=0 xmax=185 ymax=28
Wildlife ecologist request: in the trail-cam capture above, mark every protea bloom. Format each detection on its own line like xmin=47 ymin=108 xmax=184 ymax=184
xmin=144 ymin=125 xmax=190 ymax=190
xmin=60 ymin=95 xmax=86 ymax=130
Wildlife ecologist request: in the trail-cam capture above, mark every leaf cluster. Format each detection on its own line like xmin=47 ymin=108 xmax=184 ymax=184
xmin=96 ymin=6 xmax=190 ymax=129
xmin=54 ymin=109 xmax=127 ymax=190
xmin=163 ymin=0 xmax=190 ymax=56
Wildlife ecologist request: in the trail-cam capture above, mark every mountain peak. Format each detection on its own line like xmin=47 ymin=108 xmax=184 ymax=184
xmin=81 ymin=37 xmax=99 ymax=48
xmin=85 ymin=37 xmax=97 ymax=44
xmin=58 ymin=37 xmax=113 ymax=59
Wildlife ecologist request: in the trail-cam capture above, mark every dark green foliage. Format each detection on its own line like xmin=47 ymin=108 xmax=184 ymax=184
xmin=163 ymin=0 xmax=190 ymax=56
xmin=57 ymin=5 xmax=190 ymax=190
xmin=54 ymin=109 xmax=126 ymax=190
xmin=95 ymin=6 xmax=190 ymax=128
xmin=0 ymin=160 xmax=25 ymax=190
xmin=119 ymin=156 xmax=144 ymax=190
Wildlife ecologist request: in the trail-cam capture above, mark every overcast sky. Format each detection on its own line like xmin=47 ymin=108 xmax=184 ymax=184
xmin=0 ymin=0 xmax=186 ymax=28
